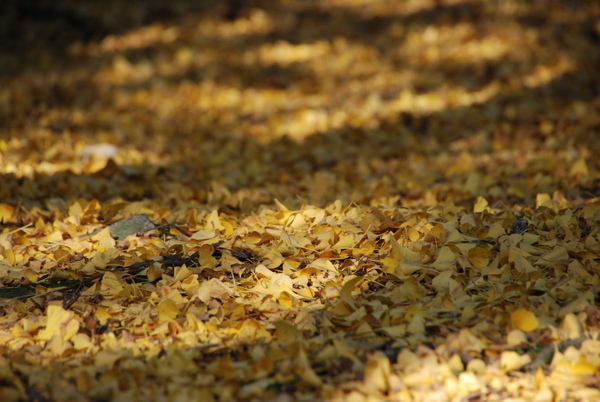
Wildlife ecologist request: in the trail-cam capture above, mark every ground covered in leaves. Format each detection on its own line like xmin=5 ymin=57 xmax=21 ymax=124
xmin=1 ymin=0 xmax=599 ymax=400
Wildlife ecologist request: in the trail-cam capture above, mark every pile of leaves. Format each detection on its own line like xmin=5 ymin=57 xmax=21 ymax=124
xmin=0 ymin=0 xmax=599 ymax=400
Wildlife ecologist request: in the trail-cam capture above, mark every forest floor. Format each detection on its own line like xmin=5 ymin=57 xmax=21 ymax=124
xmin=0 ymin=0 xmax=599 ymax=400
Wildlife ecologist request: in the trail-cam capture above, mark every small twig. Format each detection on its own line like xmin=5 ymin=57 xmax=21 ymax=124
xmin=63 ymin=280 xmax=86 ymax=310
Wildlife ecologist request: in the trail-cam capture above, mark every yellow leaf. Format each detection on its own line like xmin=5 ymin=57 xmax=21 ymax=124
xmin=40 ymin=230 xmax=63 ymax=243
xmin=522 ymin=233 xmax=540 ymax=245
xmin=191 ymin=230 xmax=216 ymax=241
xmin=274 ymin=321 xmax=303 ymax=345
xmin=83 ymin=199 xmax=102 ymax=217
xmin=340 ymin=276 xmax=363 ymax=309
xmin=356 ymin=321 xmax=372 ymax=334
xmin=466 ymin=359 xmax=486 ymax=375
xmin=206 ymin=209 xmax=225 ymax=232
xmin=23 ymin=269 xmax=40 ymax=283
xmin=181 ymin=274 xmax=200 ymax=295
xmin=571 ymin=357 xmax=596 ymax=375
xmin=397 ymin=262 xmax=422 ymax=276
xmin=379 ymin=325 xmax=406 ymax=338
xmin=569 ymin=158 xmax=588 ymax=178
xmin=94 ymin=350 xmax=122 ymax=369
xmin=169 ymin=227 xmax=185 ymax=236
xmin=296 ymin=267 xmax=321 ymax=276
xmin=296 ymin=348 xmax=322 ymax=386
xmin=91 ymin=228 xmax=116 ymax=251
xmin=309 ymin=258 xmax=337 ymax=272
xmin=487 ymin=222 xmax=505 ymax=239
xmin=68 ymin=201 xmax=83 ymax=219
xmin=222 ymin=220 xmax=235 ymax=236
xmin=468 ymin=245 xmax=489 ymax=268
xmin=446 ymin=328 xmax=485 ymax=353
xmin=510 ymin=309 xmax=538 ymax=331
xmin=364 ymin=354 xmax=391 ymax=392
xmin=432 ymin=270 xmax=453 ymax=291
xmin=536 ymin=193 xmax=552 ymax=208
xmin=560 ymin=313 xmax=582 ymax=339
xmin=46 ymin=334 xmax=70 ymax=356
xmin=38 ymin=305 xmax=80 ymax=341
xmin=0 ymin=203 xmax=15 ymax=223
xmin=147 ymin=264 xmax=162 ymax=282
xmin=433 ymin=246 xmax=456 ymax=270
xmin=381 ymin=256 xmax=397 ymax=273
xmin=279 ymin=291 xmax=293 ymax=308
xmin=71 ymin=333 xmax=95 ymax=351
xmin=201 ymin=279 xmax=233 ymax=302
xmin=407 ymin=227 xmax=420 ymax=242
xmin=82 ymin=248 xmax=119 ymax=272
xmin=173 ymin=265 xmax=193 ymax=283
xmin=500 ymin=350 xmax=531 ymax=372
xmin=280 ymin=231 xmax=302 ymax=249
xmin=513 ymin=253 xmax=536 ymax=273
xmin=94 ymin=306 xmax=112 ymax=325
xmin=540 ymin=246 xmax=569 ymax=264
xmin=101 ymin=272 xmax=125 ymax=297
xmin=506 ymin=330 xmax=528 ymax=346
xmin=473 ymin=196 xmax=488 ymax=213
xmin=332 ymin=234 xmax=356 ymax=249
xmin=448 ymin=353 xmax=464 ymax=373
xmin=274 ymin=198 xmax=290 ymax=212
xmin=271 ymin=274 xmax=294 ymax=291
xmin=283 ymin=257 xmax=301 ymax=274
xmin=158 ymin=298 xmax=179 ymax=323
xmin=330 ymin=300 xmax=353 ymax=316
xmin=388 ymin=233 xmax=421 ymax=262
xmin=229 ymin=303 xmax=246 ymax=322
xmin=407 ymin=313 xmax=425 ymax=335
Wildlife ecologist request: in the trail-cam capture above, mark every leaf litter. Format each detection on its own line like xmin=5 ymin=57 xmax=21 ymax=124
xmin=0 ymin=0 xmax=600 ymax=401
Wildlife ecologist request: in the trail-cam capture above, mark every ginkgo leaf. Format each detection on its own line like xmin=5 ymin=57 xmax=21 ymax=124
xmin=157 ymin=299 xmax=179 ymax=323
xmin=0 ymin=203 xmax=15 ymax=223
xmin=500 ymin=350 xmax=531 ymax=372
xmin=278 ymin=291 xmax=293 ymax=308
xmin=364 ymin=354 xmax=391 ymax=392
xmin=296 ymin=348 xmax=322 ymax=386
xmin=473 ymin=196 xmax=488 ymax=213
xmin=397 ymin=262 xmax=422 ymax=276
xmin=570 ymin=358 xmax=596 ymax=375
xmin=309 ymin=258 xmax=338 ymax=272
xmin=332 ymin=233 xmax=357 ymax=249
xmin=191 ymin=230 xmax=216 ymax=241
xmin=180 ymin=274 xmax=200 ymax=295
xmin=433 ymin=246 xmax=456 ymax=270
xmin=40 ymin=230 xmax=63 ymax=243
xmin=407 ymin=313 xmax=425 ymax=335
xmin=432 ymin=270 xmax=453 ymax=291
xmin=510 ymin=309 xmax=538 ymax=331
xmin=560 ymin=313 xmax=582 ymax=339
xmin=569 ymin=158 xmax=588 ymax=178
xmin=468 ymin=245 xmax=490 ymax=268
xmin=206 ymin=209 xmax=225 ymax=232
xmin=173 ymin=265 xmax=194 ymax=283
xmin=512 ymin=253 xmax=536 ymax=273
xmin=101 ymin=271 xmax=126 ymax=297
xmin=37 ymin=305 xmax=80 ymax=342
xmin=339 ymin=276 xmax=363 ymax=309
xmin=274 ymin=321 xmax=303 ymax=345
